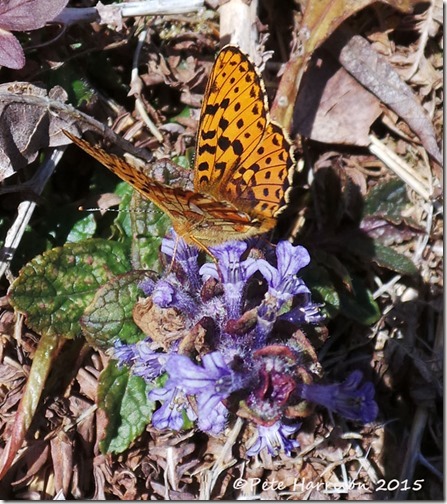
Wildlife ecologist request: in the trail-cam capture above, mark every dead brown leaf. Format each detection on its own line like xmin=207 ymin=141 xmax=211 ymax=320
xmin=50 ymin=430 xmax=74 ymax=496
xmin=0 ymin=83 xmax=70 ymax=180
xmin=293 ymin=49 xmax=382 ymax=146
xmin=272 ymin=0 xmax=418 ymax=127
xmin=299 ymin=0 xmax=418 ymax=62
xmin=338 ymin=35 xmax=442 ymax=164
xmin=0 ymin=83 xmax=155 ymax=182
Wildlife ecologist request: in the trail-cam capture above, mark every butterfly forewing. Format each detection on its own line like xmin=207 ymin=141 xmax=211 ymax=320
xmin=194 ymin=46 xmax=294 ymax=220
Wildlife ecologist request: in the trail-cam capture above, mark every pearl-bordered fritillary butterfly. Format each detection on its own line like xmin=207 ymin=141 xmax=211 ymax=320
xmin=65 ymin=46 xmax=295 ymax=253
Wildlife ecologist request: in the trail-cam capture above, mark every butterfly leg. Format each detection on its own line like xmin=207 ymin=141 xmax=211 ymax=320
xmin=164 ymin=233 xmax=182 ymax=274
xmin=187 ymin=236 xmax=217 ymax=263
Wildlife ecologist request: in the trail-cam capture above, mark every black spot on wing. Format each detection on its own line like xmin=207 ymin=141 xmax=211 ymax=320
xmin=232 ymin=139 xmax=243 ymax=156
xmin=219 ymin=118 xmax=229 ymax=131
xmin=218 ymin=136 xmax=231 ymax=151
xmin=205 ymin=103 xmax=219 ymax=115
xmin=197 ymin=161 xmax=210 ymax=172
xmin=201 ymin=130 xmax=216 ymax=140
xmin=198 ymin=143 xmax=217 ymax=155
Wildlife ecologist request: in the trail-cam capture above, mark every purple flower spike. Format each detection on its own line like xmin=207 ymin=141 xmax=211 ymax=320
xmin=152 ymin=277 xmax=198 ymax=316
xmin=298 ymin=371 xmax=378 ymax=423
xmin=257 ymin=242 xmax=311 ymax=304
xmin=201 ymin=241 xmax=258 ymax=319
xmin=246 ymin=421 xmax=300 ymax=457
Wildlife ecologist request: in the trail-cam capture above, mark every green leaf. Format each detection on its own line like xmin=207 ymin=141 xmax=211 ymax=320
xmin=339 ymin=276 xmax=381 ymax=325
xmin=302 ymin=263 xmax=340 ymax=318
xmin=71 ymin=78 xmax=96 ymax=108
xmin=81 ymin=270 xmax=157 ymax=349
xmin=171 ymin=153 xmax=192 ymax=170
xmin=312 ymin=250 xmax=353 ymax=291
xmin=9 ymin=239 xmax=131 ymax=338
xmin=169 ymin=106 xmax=192 ymax=123
xmin=129 ymin=191 xmax=170 ymax=271
xmin=110 ymin=182 xmax=135 ymax=242
xmin=371 ymin=243 xmax=418 ymax=275
xmin=363 ymin=178 xmax=408 ymax=218
xmin=66 ymin=213 xmax=97 ymax=243
xmin=46 ymin=62 xmax=96 ymax=107
xmin=110 ymin=183 xmax=170 ymax=271
xmin=98 ymin=360 xmax=155 ymax=454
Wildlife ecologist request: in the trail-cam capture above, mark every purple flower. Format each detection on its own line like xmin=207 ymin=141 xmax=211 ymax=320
xmin=246 ymin=421 xmax=300 ymax=457
xmin=201 ymin=241 xmax=258 ymax=320
xmin=254 ymin=242 xmax=312 ymax=344
xmin=197 ymin=401 xmax=229 ymax=435
xmin=257 ymin=241 xmax=311 ymax=304
xmin=139 ymin=277 xmax=156 ymax=296
xmin=151 ymin=276 xmax=198 ymax=317
xmin=165 ymin=352 xmax=241 ymax=430
xmin=112 ymin=340 xmax=137 ymax=366
xmin=297 ymin=371 xmax=378 ymax=423
xmin=149 ymin=386 xmax=197 ymax=431
xmin=132 ymin=342 xmax=168 ymax=380
xmin=166 ymin=352 xmax=235 ymax=395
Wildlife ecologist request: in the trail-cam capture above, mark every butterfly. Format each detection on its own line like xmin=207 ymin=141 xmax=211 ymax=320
xmin=65 ymin=46 xmax=295 ymax=254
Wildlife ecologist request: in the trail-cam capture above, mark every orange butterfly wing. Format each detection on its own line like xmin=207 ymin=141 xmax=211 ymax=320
xmin=63 ymin=132 xmax=262 ymax=250
xmin=64 ymin=46 xmax=295 ymax=251
xmin=194 ymin=46 xmax=294 ymax=221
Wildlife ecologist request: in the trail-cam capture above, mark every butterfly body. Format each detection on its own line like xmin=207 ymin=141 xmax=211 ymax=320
xmin=65 ymin=45 xmax=294 ymax=253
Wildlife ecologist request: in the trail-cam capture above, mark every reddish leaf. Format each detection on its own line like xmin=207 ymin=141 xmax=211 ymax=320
xmin=0 ymin=332 xmax=63 ymax=479
xmin=0 ymin=0 xmax=68 ymax=31
xmin=0 ymin=27 xmax=24 ymax=69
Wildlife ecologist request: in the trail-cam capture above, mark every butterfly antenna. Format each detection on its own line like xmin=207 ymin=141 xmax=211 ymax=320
xmin=78 ymin=205 xmax=150 ymax=214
